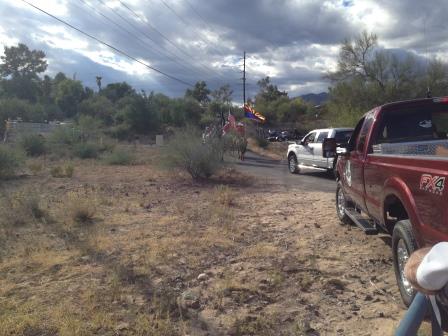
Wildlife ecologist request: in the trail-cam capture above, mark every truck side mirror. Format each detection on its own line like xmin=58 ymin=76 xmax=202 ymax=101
xmin=322 ymin=138 xmax=337 ymax=158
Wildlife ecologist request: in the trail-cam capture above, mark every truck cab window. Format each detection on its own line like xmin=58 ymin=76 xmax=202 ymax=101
xmin=357 ymin=116 xmax=374 ymax=153
xmin=375 ymin=106 xmax=448 ymax=144
xmin=334 ymin=131 xmax=353 ymax=145
xmin=302 ymin=132 xmax=316 ymax=145
xmin=316 ymin=131 xmax=329 ymax=143
xmin=347 ymin=118 xmax=364 ymax=152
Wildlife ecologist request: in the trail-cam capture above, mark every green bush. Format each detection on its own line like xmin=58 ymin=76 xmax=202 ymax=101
xmin=162 ymin=127 xmax=224 ymax=179
xmin=73 ymin=142 xmax=99 ymax=159
xmin=106 ymin=123 xmax=132 ymax=140
xmin=20 ymin=134 xmax=47 ymax=156
xmin=255 ymin=134 xmax=269 ymax=149
xmin=49 ymin=126 xmax=79 ymax=146
xmin=0 ymin=146 xmax=24 ymax=179
xmin=104 ymin=148 xmax=135 ymax=165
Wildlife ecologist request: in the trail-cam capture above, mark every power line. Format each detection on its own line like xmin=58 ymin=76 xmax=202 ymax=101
xmin=184 ymin=0 xmax=230 ymax=58
xmin=77 ymin=0 xmax=195 ymax=78
xmin=21 ymin=0 xmax=194 ymax=87
xmin=158 ymin=0 xmax=226 ymax=58
xmin=118 ymin=1 xmax=192 ymax=60
xmin=184 ymin=0 xmax=209 ymax=27
xmin=100 ymin=0 xmax=225 ymax=82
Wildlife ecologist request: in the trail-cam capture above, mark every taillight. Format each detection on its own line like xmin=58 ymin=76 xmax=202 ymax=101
xmin=433 ymin=97 xmax=448 ymax=103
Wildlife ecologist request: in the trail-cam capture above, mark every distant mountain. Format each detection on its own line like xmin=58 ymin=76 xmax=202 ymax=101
xmin=299 ymin=92 xmax=329 ymax=105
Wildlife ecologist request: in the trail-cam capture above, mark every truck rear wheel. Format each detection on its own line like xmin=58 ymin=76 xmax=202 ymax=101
xmin=392 ymin=220 xmax=418 ymax=307
xmin=288 ymin=154 xmax=299 ymax=174
xmin=336 ymin=181 xmax=352 ymax=225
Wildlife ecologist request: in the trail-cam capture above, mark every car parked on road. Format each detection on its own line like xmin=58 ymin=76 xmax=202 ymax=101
xmin=287 ymin=128 xmax=353 ymax=174
xmin=267 ymin=130 xmax=292 ymax=142
xmin=267 ymin=130 xmax=280 ymax=142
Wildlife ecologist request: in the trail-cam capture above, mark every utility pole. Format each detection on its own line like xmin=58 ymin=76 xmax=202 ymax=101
xmin=96 ymin=76 xmax=102 ymax=92
xmin=242 ymin=51 xmax=246 ymax=105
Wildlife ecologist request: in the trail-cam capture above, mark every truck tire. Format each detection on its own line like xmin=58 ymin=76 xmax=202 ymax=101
xmin=392 ymin=220 xmax=418 ymax=307
xmin=335 ymin=181 xmax=352 ymax=225
xmin=288 ymin=154 xmax=300 ymax=174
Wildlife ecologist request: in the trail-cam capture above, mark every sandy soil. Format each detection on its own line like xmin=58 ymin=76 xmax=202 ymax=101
xmin=0 ymin=146 xmax=424 ymax=335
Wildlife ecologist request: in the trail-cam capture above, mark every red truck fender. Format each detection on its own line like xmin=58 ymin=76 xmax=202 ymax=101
xmin=382 ymin=176 xmax=424 ymax=245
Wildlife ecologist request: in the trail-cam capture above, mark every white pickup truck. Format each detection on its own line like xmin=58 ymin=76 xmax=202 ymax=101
xmin=287 ymin=128 xmax=353 ymax=174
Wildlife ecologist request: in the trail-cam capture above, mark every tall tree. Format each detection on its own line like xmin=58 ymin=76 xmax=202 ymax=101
xmin=185 ymin=81 xmax=210 ymax=105
xmin=101 ymin=82 xmax=135 ymax=103
xmin=211 ymin=84 xmax=233 ymax=104
xmin=0 ymin=44 xmax=47 ymax=101
xmin=0 ymin=43 xmax=47 ymax=79
xmin=54 ymin=79 xmax=84 ymax=118
xmin=256 ymin=76 xmax=287 ymax=102
xmin=327 ymin=31 xmax=389 ymax=90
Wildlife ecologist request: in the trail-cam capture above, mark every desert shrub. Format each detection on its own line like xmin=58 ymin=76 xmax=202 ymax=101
xmin=98 ymin=138 xmax=116 ymax=153
xmin=162 ymin=127 xmax=224 ymax=179
xmin=104 ymin=148 xmax=135 ymax=165
xmin=72 ymin=142 xmax=100 ymax=159
xmin=213 ymin=185 xmax=236 ymax=207
xmin=20 ymin=134 xmax=47 ymax=156
xmin=65 ymin=165 xmax=75 ymax=177
xmin=50 ymin=125 xmax=79 ymax=146
xmin=50 ymin=164 xmax=74 ymax=178
xmin=255 ymin=133 xmax=269 ymax=148
xmin=48 ymin=126 xmax=80 ymax=158
xmin=27 ymin=161 xmax=43 ymax=175
xmin=68 ymin=192 xmax=97 ymax=224
xmin=106 ymin=123 xmax=132 ymax=140
xmin=0 ymin=145 xmax=24 ymax=179
xmin=0 ymin=191 xmax=47 ymax=227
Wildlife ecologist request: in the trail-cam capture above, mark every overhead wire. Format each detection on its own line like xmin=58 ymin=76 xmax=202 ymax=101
xmin=147 ymin=0 xmax=241 ymax=95
xmin=155 ymin=0 xmax=242 ymax=85
xmin=183 ymin=0 xmax=231 ymax=59
xmin=99 ymin=0 xmax=226 ymax=83
xmin=157 ymin=0 xmax=227 ymax=58
xmin=21 ymin=0 xmax=194 ymax=87
xmin=77 ymin=0 xmax=196 ymax=79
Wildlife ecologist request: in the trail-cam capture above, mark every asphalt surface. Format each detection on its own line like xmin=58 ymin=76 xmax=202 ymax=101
xmin=235 ymin=151 xmax=336 ymax=193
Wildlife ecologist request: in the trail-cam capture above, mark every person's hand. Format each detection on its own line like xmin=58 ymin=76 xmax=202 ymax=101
xmin=404 ymin=247 xmax=438 ymax=295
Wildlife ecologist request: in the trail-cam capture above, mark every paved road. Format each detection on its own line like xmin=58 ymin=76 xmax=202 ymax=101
xmin=235 ymin=151 xmax=336 ymax=193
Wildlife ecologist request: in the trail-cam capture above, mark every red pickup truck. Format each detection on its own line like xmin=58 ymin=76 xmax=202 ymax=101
xmin=325 ymin=96 xmax=448 ymax=306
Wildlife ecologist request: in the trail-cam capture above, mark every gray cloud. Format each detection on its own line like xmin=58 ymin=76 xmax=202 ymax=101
xmin=0 ymin=0 xmax=446 ymax=101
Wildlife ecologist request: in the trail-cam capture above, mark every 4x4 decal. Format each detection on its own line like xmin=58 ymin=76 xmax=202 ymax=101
xmin=420 ymin=174 xmax=445 ymax=195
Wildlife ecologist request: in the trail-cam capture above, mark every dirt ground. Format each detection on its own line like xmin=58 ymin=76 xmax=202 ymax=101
xmin=246 ymin=138 xmax=288 ymax=161
xmin=0 ymin=146 xmax=426 ymax=335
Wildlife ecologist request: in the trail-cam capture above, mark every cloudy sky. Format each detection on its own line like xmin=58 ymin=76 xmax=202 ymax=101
xmin=0 ymin=0 xmax=446 ymax=103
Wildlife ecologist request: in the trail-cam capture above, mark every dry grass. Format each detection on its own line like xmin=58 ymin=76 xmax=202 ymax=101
xmin=212 ymin=184 xmax=237 ymax=207
xmin=242 ymin=242 xmax=280 ymax=259
xmin=27 ymin=160 xmax=44 ymax=175
xmin=67 ymin=191 xmax=97 ymax=224
xmin=50 ymin=163 xmax=74 ymax=178
xmin=0 ymin=190 xmax=48 ymax=228
xmin=0 ymin=144 xmax=409 ymax=335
